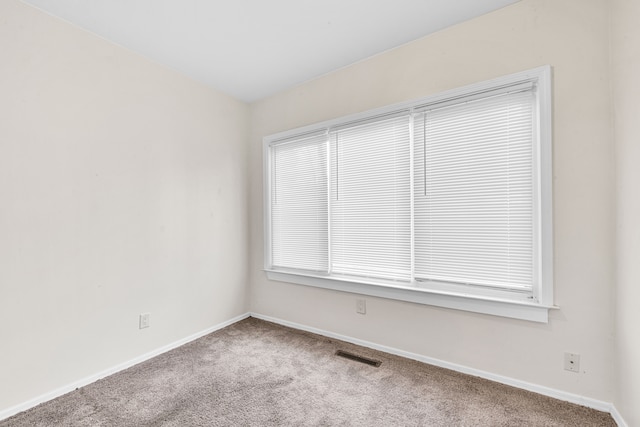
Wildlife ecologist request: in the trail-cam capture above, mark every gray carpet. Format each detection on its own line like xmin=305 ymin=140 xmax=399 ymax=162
xmin=1 ymin=317 xmax=615 ymax=426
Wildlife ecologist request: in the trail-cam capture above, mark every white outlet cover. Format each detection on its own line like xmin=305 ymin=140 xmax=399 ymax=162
xmin=139 ymin=313 xmax=150 ymax=329
xmin=564 ymin=352 xmax=580 ymax=373
xmin=356 ymin=299 xmax=366 ymax=314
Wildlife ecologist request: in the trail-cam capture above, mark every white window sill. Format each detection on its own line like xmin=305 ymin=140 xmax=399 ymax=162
xmin=265 ymin=270 xmax=557 ymax=323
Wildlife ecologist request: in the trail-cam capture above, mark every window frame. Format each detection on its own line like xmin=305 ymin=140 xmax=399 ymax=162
xmin=263 ymin=66 xmax=555 ymax=323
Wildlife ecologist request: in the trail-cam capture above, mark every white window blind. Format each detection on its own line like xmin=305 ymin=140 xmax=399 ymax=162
xmin=264 ymin=66 xmax=552 ymax=321
xmin=413 ymin=88 xmax=535 ymax=292
xmin=271 ymin=132 xmax=328 ymax=272
xmin=329 ymin=115 xmax=412 ymax=281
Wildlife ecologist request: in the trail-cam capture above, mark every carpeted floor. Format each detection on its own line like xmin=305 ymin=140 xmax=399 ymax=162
xmin=1 ymin=317 xmax=616 ymax=426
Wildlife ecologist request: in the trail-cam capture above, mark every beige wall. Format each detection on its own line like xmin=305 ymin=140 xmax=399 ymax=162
xmin=4 ymin=0 xmax=634 ymax=421
xmin=0 ymin=0 xmax=249 ymax=412
xmin=612 ymin=0 xmax=640 ymax=425
xmin=249 ymin=0 xmax=616 ymax=403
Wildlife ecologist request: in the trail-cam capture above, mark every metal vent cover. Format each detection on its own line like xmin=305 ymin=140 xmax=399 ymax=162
xmin=335 ymin=350 xmax=382 ymax=367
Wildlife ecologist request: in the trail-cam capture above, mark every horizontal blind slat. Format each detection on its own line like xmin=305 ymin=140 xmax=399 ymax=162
xmin=414 ymin=89 xmax=535 ymax=290
xmin=330 ymin=115 xmax=412 ymax=281
xmin=271 ymin=134 xmax=328 ymax=272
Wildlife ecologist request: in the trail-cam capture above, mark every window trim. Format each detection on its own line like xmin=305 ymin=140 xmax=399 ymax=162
xmin=263 ymin=66 xmax=555 ymax=323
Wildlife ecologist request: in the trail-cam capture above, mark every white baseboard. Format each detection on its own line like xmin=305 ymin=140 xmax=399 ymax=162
xmin=250 ymin=312 xmax=623 ymax=424
xmin=2 ymin=311 xmax=628 ymax=427
xmin=610 ymin=405 xmax=629 ymax=427
xmin=0 ymin=312 xmax=251 ymax=422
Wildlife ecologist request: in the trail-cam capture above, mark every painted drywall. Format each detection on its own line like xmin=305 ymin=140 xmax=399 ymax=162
xmin=249 ymin=0 xmax=615 ymax=403
xmin=612 ymin=0 xmax=640 ymax=425
xmin=0 ymin=0 xmax=249 ymax=413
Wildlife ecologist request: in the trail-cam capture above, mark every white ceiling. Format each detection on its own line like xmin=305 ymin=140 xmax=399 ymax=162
xmin=22 ymin=0 xmax=520 ymax=102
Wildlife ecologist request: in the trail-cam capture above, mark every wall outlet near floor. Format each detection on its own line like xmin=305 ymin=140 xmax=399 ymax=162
xmin=564 ymin=352 xmax=580 ymax=372
xmin=139 ymin=313 xmax=150 ymax=329
xmin=356 ymin=299 xmax=366 ymax=315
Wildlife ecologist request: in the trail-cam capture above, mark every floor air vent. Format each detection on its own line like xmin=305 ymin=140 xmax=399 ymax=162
xmin=335 ymin=350 xmax=382 ymax=367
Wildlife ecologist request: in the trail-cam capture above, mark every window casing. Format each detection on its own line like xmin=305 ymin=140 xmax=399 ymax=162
xmin=263 ymin=66 xmax=554 ymax=322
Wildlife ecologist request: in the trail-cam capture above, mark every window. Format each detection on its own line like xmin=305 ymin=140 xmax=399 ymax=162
xmin=263 ymin=66 xmax=553 ymax=322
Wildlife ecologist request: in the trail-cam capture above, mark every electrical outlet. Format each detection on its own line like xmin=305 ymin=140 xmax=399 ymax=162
xmin=139 ymin=313 xmax=150 ymax=329
xmin=356 ymin=299 xmax=366 ymax=315
xmin=564 ymin=352 xmax=580 ymax=373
